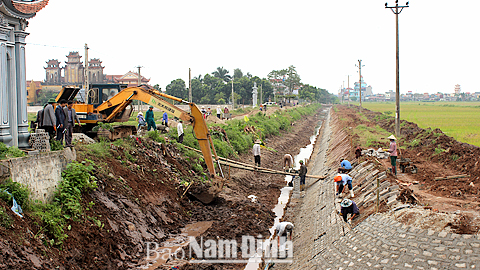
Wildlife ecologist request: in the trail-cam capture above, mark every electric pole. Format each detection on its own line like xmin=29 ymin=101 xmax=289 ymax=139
xmin=84 ymin=43 xmax=89 ymax=93
xmin=348 ymin=75 xmax=350 ymax=106
xmin=231 ymin=79 xmax=234 ymax=110
xmin=260 ymin=84 xmax=263 ymax=105
xmin=386 ymin=0 xmax=409 ymax=138
xmin=189 ymin=68 xmax=192 ymax=103
xmin=356 ymin=60 xmax=364 ymax=107
xmin=136 ymin=66 xmax=143 ymax=111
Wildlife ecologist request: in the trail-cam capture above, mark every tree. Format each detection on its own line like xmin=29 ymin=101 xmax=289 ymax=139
xmin=233 ymin=68 xmax=243 ymax=79
xmin=165 ymin=79 xmax=187 ymax=99
xmin=284 ymin=65 xmax=301 ymax=94
xmin=153 ymin=84 xmax=161 ymax=91
xmin=212 ymin=67 xmax=231 ymax=83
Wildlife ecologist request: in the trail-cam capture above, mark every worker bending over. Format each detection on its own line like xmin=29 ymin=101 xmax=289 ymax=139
xmin=283 ymin=154 xmax=294 ymax=172
xmin=340 ymin=199 xmax=360 ymax=223
xmin=334 ymin=173 xmax=354 ymax=198
xmin=275 ymin=221 xmax=294 ymax=246
xmin=338 ymin=158 xmax=352 ymax=173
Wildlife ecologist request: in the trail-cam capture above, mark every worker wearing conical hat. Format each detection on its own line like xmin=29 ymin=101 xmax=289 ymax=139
xmin=387 ymin=135 xmax=398 ymax=176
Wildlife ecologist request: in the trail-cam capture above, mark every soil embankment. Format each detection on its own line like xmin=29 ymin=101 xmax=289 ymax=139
xmin=331 ymin=105 xmax=480 ymax=232
xmin=0 ymin=106 xmax=322 ymax=269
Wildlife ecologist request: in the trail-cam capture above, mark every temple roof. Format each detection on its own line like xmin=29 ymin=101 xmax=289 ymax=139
xmin=1 ymin=0 xmax=48 ymax=19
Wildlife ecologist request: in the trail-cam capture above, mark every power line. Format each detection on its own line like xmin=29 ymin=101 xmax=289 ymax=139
xmin=26 ymin=42 xmax=81 ymax=50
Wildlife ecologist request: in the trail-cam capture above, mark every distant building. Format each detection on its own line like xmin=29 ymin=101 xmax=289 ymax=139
xmin=44 ymin=59 xmax=62 ymax=85
xmin=104 ymin=71 xmax=150 ymax=87
xmin=64 ymin=51 xmax=85 ymax=85
xmin=454 ymin=84 xmax=461 ymax=95
xmin=352 ymin=76 xmax=370 ymax=100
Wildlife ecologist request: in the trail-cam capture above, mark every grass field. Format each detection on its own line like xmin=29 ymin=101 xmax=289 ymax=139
xmin=361 ymin=102 xmax=480 ymax=147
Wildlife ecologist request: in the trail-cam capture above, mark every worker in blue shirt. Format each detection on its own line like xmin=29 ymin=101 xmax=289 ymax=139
xmin=162 ymin=112 xmax=169 ymax=127
xmin=338 ymin=158 xmax=352 ymax=173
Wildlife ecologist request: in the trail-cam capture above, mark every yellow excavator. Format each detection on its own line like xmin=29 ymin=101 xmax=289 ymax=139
xmin=56 ymin=84 xmax=223 ymax=203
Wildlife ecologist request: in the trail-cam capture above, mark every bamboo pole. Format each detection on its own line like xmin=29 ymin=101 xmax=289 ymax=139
xmin=434 ymin=174 xmax=470 ymax=181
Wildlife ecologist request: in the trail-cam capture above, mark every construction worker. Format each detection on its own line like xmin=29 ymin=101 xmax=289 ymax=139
xmin=387 ymin=135 xmax=398 ymax=176
xmin=355 ymin=146 xmax=362 ymax=159
xmin=334 ymin=173 xmax=354 ymax=198
xmin=340 ymin=199 xmax=360 ymax=223
xmin=177 ymin=120 xmax=184 ymax=143
xmin=283 ymin=154 xmax=294 ymax=172
xmin=338 ymin=158 xmax=352 ymax=173
xmin=299 ymin=160 xmax=307 ymax=191
xmin=162 ymin=111 xmax=169 ymax=127
xmin=137 ymin=112 xmax=146 ymax=130
xmin=275 ymin=221 xmax=294 ymax=247
xmin=253 ymin=139 xmax=261 ymax=167
xmin=146 ymin=105 xmax=156 ymax=131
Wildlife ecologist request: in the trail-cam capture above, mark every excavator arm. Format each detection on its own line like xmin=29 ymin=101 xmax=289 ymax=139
xmin=96 ymin=86 xmax=223 ymax=200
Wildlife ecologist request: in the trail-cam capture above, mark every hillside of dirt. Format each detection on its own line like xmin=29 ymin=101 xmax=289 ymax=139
xmin=0 ymin=107 xmax=321 ymax=270
xmin=335 ymin=105 xmax=480 ymax=234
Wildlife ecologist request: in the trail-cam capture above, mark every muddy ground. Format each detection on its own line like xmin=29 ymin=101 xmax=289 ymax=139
xmin=335 ymin=105 xmax=480 ymax=234
xmin=0 ymin=106 xmax=320 ymax=270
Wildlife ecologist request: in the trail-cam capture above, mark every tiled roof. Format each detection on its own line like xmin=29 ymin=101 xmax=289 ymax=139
xmin=11 ymin=0 xmax=49 ymax=14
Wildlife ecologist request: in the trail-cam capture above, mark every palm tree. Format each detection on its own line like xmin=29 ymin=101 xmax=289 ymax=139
xmin=194 ymin=74 xmax=203 ymax=83
xmin=212 ymin=67 xmax=231 ymax=83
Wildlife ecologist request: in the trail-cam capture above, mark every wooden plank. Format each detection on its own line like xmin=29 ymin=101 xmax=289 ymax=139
xmin=434 ymin=174 xmax=470 ymax=181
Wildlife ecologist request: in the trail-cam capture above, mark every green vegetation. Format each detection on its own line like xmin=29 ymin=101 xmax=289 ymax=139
xmin=50 ymin=140 xmax=64 ymax=151
xmin=0 ymin=142 xmax=25 ymax=160
xmin=434 ymin=147 xmax=445 ymax=155
xmin=0 ymin=206 xmax=13 ymax=228
xmin=31 ymin=160 xmax=97 ymax=246
xmin=451 ymin=154 xmax=459 ymax=161
xmin=351 ymin=124 xmax=391 ymax=148
xmin=0 ymin=178 xmax=30 ymax=210
xmin=169 ymin=104 xmax=322 ymax=159
xmin=363 ymin=102 xmax=480 ymax=147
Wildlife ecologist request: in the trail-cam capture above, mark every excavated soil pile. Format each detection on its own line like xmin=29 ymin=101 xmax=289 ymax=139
xmin=335 ymin=105 xmax=480 ymax=234
xmin=0 ymin=109 xmax=320 ymax=270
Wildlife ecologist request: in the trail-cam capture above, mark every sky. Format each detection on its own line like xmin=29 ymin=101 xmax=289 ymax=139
xmin=25 ymin=0 xmax=480 ymax=95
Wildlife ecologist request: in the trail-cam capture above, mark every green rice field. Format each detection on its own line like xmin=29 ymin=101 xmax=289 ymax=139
xmin=361 ymin=102 xmax=480 ymax=147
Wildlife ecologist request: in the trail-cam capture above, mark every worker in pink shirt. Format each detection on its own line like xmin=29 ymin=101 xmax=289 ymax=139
xmin=387 ymin=135 xmax=397 ymax=175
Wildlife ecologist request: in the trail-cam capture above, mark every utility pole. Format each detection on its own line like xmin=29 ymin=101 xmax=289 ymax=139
xmin=136 ymin=66 xmax=143 ymax=111
xmin=231 ymin=79 xmax=234 ymax=110
xmin=348 ymin=75 xmax=350 ymax=106
xmin=386 ymin=0 xmax=409 ymax=138
xmin=188 ymin=68 xmax=192 ymax=103
xmin=260 ymin=84 xmax=263 ymax=105
xmin=84 ymin=43 xmax=89 ymax=93
xmin=356 ymin=60 xmax=364 ymax=107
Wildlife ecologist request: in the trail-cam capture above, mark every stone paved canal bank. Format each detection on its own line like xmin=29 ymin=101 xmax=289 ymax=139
xmin=275 ymin=108 xmax=480 ymax=270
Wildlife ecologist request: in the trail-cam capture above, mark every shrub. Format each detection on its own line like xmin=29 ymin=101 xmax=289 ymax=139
xmin=50 ymin=140 xmax=64 ymax=151
xmin=146 ymin=130 xmax=166 ymax=143
xmin=0 ymin=143 xmax=25 ymax=160
xmin=0 ymin=178 xmax=30 ymax=210
xmin=32 ymin=160 xmax=97 ymax=246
